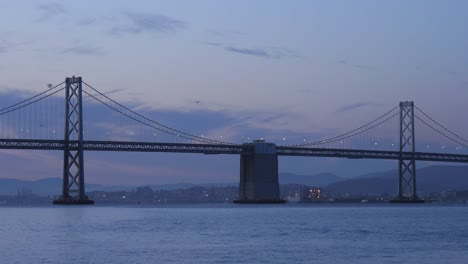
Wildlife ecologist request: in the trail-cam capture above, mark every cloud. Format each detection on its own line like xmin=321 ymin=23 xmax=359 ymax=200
xmin=102 ymin=88 xmax=126 ymax=96
xmin=210 ymin=45 xmax=299 ymax=59
xmin=0 ymin=31 xmax=35 ymax=53
xmin=0 ymin=38 xmax=10 ymax=52
xmin=208 ymin=30 xmax=247 ymax=38
xmin=336 ymin=59 xmax=374 ymax=70
xmin=36 ymin=2 xmax=66 ymax=22
xmin=110 ymin=11 xmax=186 ymax=35
xmin=203 ymin=42 xmax=223 ymax=47
xmin=335 ymin=102 xmax=376 ymax=113
xmin=63 ymin=45 xmax=103 ymax=56
xmin=225 ymin=47 xmax=270 ymax=58
xmin=76 ymin=17 xmax=97 ymax=26
xmin=0 ymin=39 xmax=22 ymax=53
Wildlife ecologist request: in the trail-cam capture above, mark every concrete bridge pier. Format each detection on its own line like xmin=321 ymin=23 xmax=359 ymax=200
xmin=234 ymin=141 xmax=285 ymax=204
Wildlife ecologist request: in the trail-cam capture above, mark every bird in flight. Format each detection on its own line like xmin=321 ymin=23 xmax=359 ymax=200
xmin=195 ymin=100 xmax=200 ymax=104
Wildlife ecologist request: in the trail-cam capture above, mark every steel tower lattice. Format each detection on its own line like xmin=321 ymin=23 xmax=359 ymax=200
xmin=54 ymin=77 xmax=93 ymax=204
xmin=397 ymin=101 xmax=418 ymax=200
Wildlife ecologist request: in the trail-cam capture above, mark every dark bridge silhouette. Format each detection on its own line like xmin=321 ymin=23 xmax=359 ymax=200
xmin=1 ymin=77 xmax=467 ymax=204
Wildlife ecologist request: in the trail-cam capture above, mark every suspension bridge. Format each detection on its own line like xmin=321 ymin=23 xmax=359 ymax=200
xmin=1 ymin=76 xmax=467 ymax=204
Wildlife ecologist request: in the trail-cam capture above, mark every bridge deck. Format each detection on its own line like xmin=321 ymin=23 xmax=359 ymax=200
xmin=1 ymin=139 xmax=468 ymax=163
xmin=276 ymin=146 xmax=468 ymax=163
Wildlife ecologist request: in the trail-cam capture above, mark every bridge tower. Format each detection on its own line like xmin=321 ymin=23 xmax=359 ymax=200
xmin=235 ymin=140 xmax=284 ymax=203
xmin=53 ymin=77 xmax=94 ymax=205
xmin=391 ymin=101 xmax=423 ymax=203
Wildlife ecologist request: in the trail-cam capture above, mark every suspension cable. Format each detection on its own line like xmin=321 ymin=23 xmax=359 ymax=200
xmin=291 ymin=105 xmax=399 ymax=147
xmin=82 ymin=81 xmax=232 ymax=145
xmin=415 ymin=114 xmax=468 ymax=148
xmin=83 ymin=86 xmax=231 ymax=144
xmin=0 ymin=82 xmax=65 ymax=114
xmin=415 ymin=106 xmax=468 ymax=143
xmin=0 ymin=87 xmax=65 ymax=116
xmin=293 ymin=111 xmax=399 ymax=147
xmin=82 ymin=89 xmax=222 ymax=144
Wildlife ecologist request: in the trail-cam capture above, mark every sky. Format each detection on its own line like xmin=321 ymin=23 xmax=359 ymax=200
xmin=0 ymin=0 xmax=467 ymax=186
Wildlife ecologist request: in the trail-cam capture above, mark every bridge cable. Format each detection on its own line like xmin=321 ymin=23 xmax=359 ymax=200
xmin=294 ymin=112 xmax=399 ymax=147
xmin=82 ymin=89 xmax=227 ymax=144
xmin=81 ymin=92 xmax=225 ymax=144
xmin=414 ymin=114 xmax=468 ymax=148
xmin=82 ymin=81 xmax=233 ymax=145
xmin=0 ymin=82 xmax=65 ymax=114
xmin=415 ymin=106 xmax=468 ymax=144
xmin=0 ymin=87 xmax=65 ymax=116
xmin=290 ymin=105 xmax=399 ymax=147
xmin=82 ymin=89 xmax=198 ymax=141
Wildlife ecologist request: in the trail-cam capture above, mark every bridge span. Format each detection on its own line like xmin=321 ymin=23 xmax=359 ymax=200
xmin=2 ymin=138 xmax=468 ymax=162
xmin=1 ymin=76 xmax=467 ymax=204
xmin=1 ymin=138 xmax=468 ymax=205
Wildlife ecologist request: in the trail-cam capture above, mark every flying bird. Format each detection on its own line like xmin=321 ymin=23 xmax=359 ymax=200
xmin=195 ymin=100 xmax=200 ymax=104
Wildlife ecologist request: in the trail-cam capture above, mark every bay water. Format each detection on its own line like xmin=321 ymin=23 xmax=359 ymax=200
xmin=1 ymin=204 xmax=467 ymax=263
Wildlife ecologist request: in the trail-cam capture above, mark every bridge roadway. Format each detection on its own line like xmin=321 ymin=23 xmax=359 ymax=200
xmin=1 ymin=139 xmax=468 ymax=163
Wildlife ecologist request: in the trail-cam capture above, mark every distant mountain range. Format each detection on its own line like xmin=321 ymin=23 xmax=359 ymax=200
xmin=0 ymin=178 xmax=202 ymax=196
xmin=279 ymin=172 xmax=342 ymax=186
xmin=326 ymin=165 xmax=468 ymax=195
xmin=1 ymin=165 xmax=468 ymax=196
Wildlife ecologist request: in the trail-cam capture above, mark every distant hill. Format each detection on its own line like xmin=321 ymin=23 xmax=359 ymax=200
xmin=0 ymin=172 xmax=340 ymax=196
xmin=0 ymin=178 xmax=112 ymax=196
xmin=279 ymin=172 xmax=342 ymax=186
xmin=326 ymin=165 xmax=468 ymax=195
xmin=0 ymin=178 xmax=61 ymax=196
xmin=2 ymin=165 xmax=467 ymax=196
xmin=0 ymin=178 xmax=230 ymax=196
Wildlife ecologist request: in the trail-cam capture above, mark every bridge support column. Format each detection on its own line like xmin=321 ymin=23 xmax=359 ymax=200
xmin=235 ymin=141 xmax=284 ymax=204
xmin=391 ymin=101 xmax=423 ymax=203
xmin=53 ymin=76 xmax=93 ymax=205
